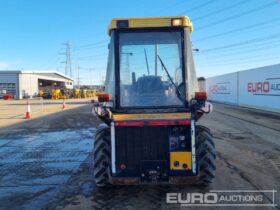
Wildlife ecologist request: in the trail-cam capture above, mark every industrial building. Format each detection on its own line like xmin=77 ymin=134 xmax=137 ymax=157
xmin=0 ymin=71 xmax=74 ymax=99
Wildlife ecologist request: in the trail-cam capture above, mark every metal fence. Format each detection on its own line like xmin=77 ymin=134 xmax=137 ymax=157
xmin=206 ymin=64 xmax=280 ymax=112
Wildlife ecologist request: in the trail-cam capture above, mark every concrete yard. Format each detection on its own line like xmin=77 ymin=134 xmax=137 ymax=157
xmin=0 ymin=100 xmax=279 ymax=209
xmin=0 ymin=98 xmax=95 ymax=134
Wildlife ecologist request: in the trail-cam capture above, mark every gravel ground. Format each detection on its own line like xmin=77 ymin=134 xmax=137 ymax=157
xmin=0 ymin=102 xmax=279 ymax=210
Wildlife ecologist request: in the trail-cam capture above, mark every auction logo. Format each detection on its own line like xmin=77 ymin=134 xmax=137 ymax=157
xmin=166 ymin=190 xmax=277 ymax=207
xmin=209 ymin=82 xmax=230 ymax=94
xmin=248 ymin=78 xmax=280 ymax=96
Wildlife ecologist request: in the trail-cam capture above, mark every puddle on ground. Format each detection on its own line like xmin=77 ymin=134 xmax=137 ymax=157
xmin=0 ymin=128 xmax=96 ymax=209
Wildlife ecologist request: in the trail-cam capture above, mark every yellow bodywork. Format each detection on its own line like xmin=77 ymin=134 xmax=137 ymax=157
xmin=113 ymin=112 xmax=191 ymax=121
xmin=108 ymin=16 xmax=193 ymax=35
xmin=82 ymin=89 xmax=88 ymax=98
xmin=37 ymin=90 xmax=44 ymax=97
xmin=73 ymin=89 xmax=81 ymax=98
xmin=52 ymin=89 xmax=61 ymax=100
xmin=170 ymin=152 xmax=192 ymax=170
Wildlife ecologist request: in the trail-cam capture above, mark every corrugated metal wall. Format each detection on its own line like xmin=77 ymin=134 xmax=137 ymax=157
xmin=0 ymin=73 xmax=19 ymax=99
xmin=206 ymin=64 xmax=280 ymax=112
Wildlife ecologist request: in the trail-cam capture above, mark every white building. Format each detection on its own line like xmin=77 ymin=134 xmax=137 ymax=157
xmin=0 ymin=71 xmax=74 ymax=99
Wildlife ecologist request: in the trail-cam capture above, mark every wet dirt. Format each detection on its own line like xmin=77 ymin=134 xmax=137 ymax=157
xmin=0 ymin=103 xmax=279 ymax=210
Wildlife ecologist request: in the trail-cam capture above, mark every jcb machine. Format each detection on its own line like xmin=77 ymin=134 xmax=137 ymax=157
xmin=52 ymin=89 xmax=61 ymax=100
xmin=93 ymin=16 xmax=215 ymax=186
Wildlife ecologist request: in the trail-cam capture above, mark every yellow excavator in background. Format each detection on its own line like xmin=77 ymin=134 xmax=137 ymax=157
xmin=72 ymin=89 xmax=81 ymax=98
xmin=81 ymin=89 xmax=89 ymax=98
xmin=52 ymin=89 xmax=61 ymax=100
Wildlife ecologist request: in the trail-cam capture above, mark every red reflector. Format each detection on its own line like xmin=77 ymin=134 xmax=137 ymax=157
xmin=115 ymin=121 xmax=145 ymax=126
xmin=147 ymin=120 xmax=177 ymax=126
xmin=177 ymin=120 xmax=191 ymax=125
xmin=120 ymin=164 xmax=126 ymax=170
xmin=195 ymin=92 xmax=207 ymax=100
xmin=115 ymin=120 xmax=191 ymax=126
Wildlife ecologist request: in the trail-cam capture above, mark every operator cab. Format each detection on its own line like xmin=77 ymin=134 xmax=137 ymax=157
xmin=105 ymin=17 xmax=197 ymax=112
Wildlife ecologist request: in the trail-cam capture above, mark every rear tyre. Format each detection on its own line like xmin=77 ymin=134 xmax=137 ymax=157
xmin=196 ymin=125 xmax=216 ymax=186
xmin=93 ymin=124 xmax=111 ymax=187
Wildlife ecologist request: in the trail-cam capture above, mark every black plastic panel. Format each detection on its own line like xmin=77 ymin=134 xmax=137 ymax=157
xmin=115 ymin=126 xmax=169 ymax=176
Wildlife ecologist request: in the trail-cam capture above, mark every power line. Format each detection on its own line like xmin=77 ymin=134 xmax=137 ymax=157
xmin=195 ymin=39 xmax=280 ymax=58
xmin=193 ymin=17 xmax=280 ymax=42
xmin=78 ymin=67 xmax=97 ymax=71
xmin=73 ymin=44 xmax=108 ymax=51
xmin=198 ymin=55 xmax=280 ymax=66
xmin=69 ymin=9 xmax=280 ymax=70
xmin=72 ymin=34 xmax=280 ymax=66
xmin=192 ymin=0 xmax=250 ymax=21
xmin=200 ymin=32 xmax=280 ymax=53
xmin=178 ymin=0 xmax=217 ymax=15
xmin=196 ymin=39 xmax=280 ymax=57
xmin=75 ymin=44 xmax=183 ymax=61
xmin=124 ymin=39 xmax=280 ymax=68
xmin=198 ymin=39 xmax=280 ymax=62
xmin=41 ymin=53 xmax=60 ymax=70
xmin=79 ymin=67 xmax=94 ymax=70
xmin=196 ymin=1 xmax=278 ymax=31
xmin=158 ymin=1 xmax=187 ymax=13
xmin=76 ymin=54 xmax=108 ymax=60
xmin=116 ymin=35 xmax=280 ymax=62
xmin=199 ymin=50 xmax=280 ymax=65
xmin=74 ymin=40 xmax=108 ymax=49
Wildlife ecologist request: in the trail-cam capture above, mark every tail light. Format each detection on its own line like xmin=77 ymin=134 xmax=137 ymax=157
xmin=96 ymin=93 xmax=112 ymax=102
xmin=195 ymin=92 xmax=207 ymax=100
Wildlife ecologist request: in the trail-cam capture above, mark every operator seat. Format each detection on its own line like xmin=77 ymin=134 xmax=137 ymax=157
xmin=134 ymin=76 xmax=166 ymax=106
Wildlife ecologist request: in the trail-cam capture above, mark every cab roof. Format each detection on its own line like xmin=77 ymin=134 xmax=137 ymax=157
xmin=108 ymin=16 xmax=193 ymax=35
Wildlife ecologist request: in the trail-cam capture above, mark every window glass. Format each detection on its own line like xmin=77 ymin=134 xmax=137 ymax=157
xmin=119 ymin=31 xmax=184 ymax=107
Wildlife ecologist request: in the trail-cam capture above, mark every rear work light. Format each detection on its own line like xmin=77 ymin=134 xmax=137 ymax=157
xmin=195 ymin=92 xmax=207 ymax=100
xmin=117 ymin=20 xmax=129 ymax=28
xmin=97 ymin=93 xmax=112 ymax=102
xmin=171 ymin=18 xmax=183 ymax=26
